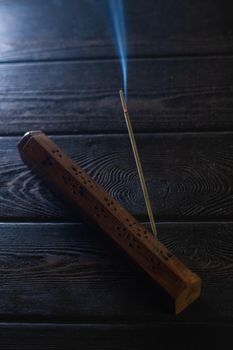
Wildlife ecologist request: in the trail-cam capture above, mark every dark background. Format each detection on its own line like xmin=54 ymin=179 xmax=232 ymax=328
xmin=0 ymin=0 xmax=233 ymax=348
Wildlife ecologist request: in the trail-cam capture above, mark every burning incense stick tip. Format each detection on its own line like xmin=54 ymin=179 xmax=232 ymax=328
xmin=119 ymin=89 xmax=128 ymax=113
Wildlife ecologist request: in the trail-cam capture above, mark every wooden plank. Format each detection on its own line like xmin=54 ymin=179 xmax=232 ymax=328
xmin=0 ymin=58 xmax=233 ymax=135
xmin=0 ymin=322 xmax=231 ymax=350
xmin=0 ymin=222 xmax=231 ymax=322
xmin=1 ymin=133 xmax=233 ymax=221
xmin=0 ymin=0 xmax=233 ymax=63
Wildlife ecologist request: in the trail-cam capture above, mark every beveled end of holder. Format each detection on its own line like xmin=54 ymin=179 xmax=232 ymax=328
xmin=18 ymin=130 xmax=44 ymax=151
xmin=175 ymin=274 xmax=202 ymax=314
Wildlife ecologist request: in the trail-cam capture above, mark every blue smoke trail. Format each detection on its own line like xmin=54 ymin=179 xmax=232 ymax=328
xmin=109 ymin=0 xmax=128 ymax=98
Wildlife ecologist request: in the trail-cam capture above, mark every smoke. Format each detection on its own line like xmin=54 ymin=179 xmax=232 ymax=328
xmin=109 ymin=0 xmax=128 ymax=98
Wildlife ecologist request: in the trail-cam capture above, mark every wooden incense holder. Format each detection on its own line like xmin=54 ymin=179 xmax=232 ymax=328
xmin=18 ymin=131 xmax=201 ymax=314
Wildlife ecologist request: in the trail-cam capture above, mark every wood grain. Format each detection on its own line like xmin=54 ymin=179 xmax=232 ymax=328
xmin=0 ymin=0 xmax=232 ymax=346
xmin=0 ymin=133 xmax=233 ymax=221
xmin=0 ymin=322 xmax=231 ymax=350
xmin=0 ymin=222 xmax=231 ymax=322
xmin=0 ymin=57 xmax=233 ymax=134
xmin=0 ymin=0 xmax=233 ymax=63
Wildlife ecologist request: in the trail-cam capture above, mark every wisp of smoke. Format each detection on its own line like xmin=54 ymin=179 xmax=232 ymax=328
xmin=109 ymin=0 xmax=128 ymax=98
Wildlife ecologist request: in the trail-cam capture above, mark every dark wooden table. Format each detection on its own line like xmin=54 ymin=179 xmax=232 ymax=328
xmin=0 ymin=0 xmax=233 ymax=348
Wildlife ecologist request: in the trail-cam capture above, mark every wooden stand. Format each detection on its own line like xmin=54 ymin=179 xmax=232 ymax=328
xmin=18 ymin=130 xmax=202 ymax=314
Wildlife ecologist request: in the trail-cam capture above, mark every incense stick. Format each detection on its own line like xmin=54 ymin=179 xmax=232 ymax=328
xmin=119 ymin=90 xmax=159 ymax=245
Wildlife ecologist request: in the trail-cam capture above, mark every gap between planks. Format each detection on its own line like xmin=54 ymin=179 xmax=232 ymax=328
xmin=1 ymin=52 xmax=233 ymax=66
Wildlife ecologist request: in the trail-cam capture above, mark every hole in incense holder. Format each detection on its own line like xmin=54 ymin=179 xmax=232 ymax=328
xmin=52 ymin=149 xmax=63 ymax=158
xmin=70 ymin=166 xmax=94 ymax=189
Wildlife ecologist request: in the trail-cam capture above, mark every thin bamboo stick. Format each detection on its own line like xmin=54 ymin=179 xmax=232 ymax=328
xmin=119 ymin=90 xmax=159 ymax=247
